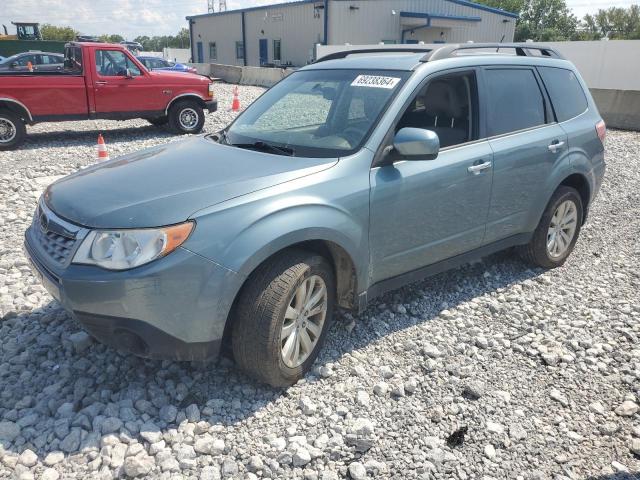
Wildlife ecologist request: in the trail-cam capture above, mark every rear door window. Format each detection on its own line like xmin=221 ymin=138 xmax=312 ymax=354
xmin=484 ymin=68 xmax=546 ymax=137
xmin=538 ymin=67 xmax=588 ymax=122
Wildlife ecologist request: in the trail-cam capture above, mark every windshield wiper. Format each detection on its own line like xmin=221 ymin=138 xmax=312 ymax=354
xmin=231 ymin=141 xmax=295 ymax=156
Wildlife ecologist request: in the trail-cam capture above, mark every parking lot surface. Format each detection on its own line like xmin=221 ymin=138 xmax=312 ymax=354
xmin=0 ymin=84 xmax=639 ymax=479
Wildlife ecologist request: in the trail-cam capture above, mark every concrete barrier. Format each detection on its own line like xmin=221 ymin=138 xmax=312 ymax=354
xmin=186 ymin=63 xmax=213 ymax=75
xmin=240 ymin=66 xmax=293 ymax=88
xmin=590 ymin=89 xmax=640 ymax=131
xmin=210 ymin=64 xmax=243 ymax=84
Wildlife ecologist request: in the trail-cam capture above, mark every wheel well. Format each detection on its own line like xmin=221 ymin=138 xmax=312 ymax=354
xmin=0 ymin=100 xmax=31 ymax=123
xmin=560 ymin=173 xmax=590 ymax=223
xmin=220 ymin=240 xmax=358 ymax=356
xmin=166 ymin=95 xmax=205 ymax=114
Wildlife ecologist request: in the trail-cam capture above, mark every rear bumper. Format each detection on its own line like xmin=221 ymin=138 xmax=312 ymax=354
xmin=205 ymin=99 xmax=218 ymax=113
xmin=24 ymin=230 xmax=242 ymax=362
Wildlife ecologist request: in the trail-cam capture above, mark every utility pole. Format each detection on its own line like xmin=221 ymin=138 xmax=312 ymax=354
xmin=208 ymin=0 xmax=215 ymax=13
xmin=219 ymin=0 xmax=227 ymax=12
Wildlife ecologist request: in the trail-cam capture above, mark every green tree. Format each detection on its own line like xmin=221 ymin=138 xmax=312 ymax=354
xmin=40 ymin=24 xmax=77 ymax=41
xmin=99 ymin=33 xmax=125 ymax=43
xmin=133 ymin=29 xmax=190 ymax=52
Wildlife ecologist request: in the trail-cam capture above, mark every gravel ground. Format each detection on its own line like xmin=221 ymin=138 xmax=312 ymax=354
xmin=0 ymin=84 xmax=639 ymax=480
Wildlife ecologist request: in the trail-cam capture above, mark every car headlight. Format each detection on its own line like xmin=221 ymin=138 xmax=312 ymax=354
xmin=72 ymin=222 xmax=194 ymax=270
xmin=208 ymin=82 xmax=215 ymax=97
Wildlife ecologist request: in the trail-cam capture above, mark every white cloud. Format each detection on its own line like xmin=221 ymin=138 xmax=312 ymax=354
xmin=0 ymin=0 xmax=274 ymax=39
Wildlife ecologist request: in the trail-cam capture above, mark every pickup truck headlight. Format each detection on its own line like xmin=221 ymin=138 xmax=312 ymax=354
xmin=72 ymin=222 xmax=194 ymax=270
xmin=208 ymin=83 xmax=215 ymax=97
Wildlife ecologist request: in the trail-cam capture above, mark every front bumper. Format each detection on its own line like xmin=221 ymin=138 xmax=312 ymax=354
xmin=24 ymin=226 xmax=242 ymax=362
xmin=205 ymin=99 xmax=218 ymax=113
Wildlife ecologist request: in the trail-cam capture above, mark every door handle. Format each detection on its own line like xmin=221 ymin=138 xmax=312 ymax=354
xmin=95 ymin=81 xmax=107 ymax=85
xmin=468 ymin=161 xmax=492 ymax=174
xmin=548 ymin=140 xmax=565 ymax=152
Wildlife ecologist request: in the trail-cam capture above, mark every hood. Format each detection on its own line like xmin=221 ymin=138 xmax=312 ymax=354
xmin=45 ymin=136 xmax=336 ymax=229
xmin=149 ymin=70 xmax=203 ymax=81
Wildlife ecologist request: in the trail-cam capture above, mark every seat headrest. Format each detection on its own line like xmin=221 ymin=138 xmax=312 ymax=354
xmin=423 ymin=81 xmax=463 ymax=118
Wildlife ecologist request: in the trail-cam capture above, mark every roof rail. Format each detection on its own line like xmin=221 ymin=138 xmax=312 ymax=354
xmin=424 ymin=43 xmax=565 ymax=61
xmin=314 ymin=47 xmax=433 ymax=63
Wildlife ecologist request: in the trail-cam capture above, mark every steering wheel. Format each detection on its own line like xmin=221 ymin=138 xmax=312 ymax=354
xmin=338 ymin=126 xmax=366 ymax=147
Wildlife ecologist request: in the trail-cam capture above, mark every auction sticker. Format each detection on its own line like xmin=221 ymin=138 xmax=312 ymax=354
xmin=351 ymin=75 xmax=401 ymax=89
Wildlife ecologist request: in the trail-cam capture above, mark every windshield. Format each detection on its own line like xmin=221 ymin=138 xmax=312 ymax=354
xmin=225 ymin=69 xmax=409 ymax=158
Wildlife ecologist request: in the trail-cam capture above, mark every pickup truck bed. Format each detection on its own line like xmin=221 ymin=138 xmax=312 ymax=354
xmin=0 ymin=41 xmax=217 ymax=150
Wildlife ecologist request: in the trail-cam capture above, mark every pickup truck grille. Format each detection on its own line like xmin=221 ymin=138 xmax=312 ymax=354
xmin=31 ymin=205 xmax=78 ymax=266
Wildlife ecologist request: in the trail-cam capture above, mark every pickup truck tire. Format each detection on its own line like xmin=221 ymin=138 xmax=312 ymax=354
xmin=232 ymin=250 xmax=335 ymax=387
xmin=167 ymin=100 xmax=205 ymax=134
xmin=518 ymin=186 xmax=583 ymax=269
xmin=0 ymin=110 xmax=26 ymax=151
xmin=147 ymin=117 xmax=168 ymax=127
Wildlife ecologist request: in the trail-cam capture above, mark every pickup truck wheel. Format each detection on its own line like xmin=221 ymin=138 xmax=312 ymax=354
xmin=0 ymin=110 xmax=26 ymax=151
xmin=518 ymin=186 xmax=583 ymax=268
xmin=232 ymin=250 xmax=335 ymax=387
xmin=147 ymin=116 xmax=168 ymax=127
xmin=168 ymin=100 xmax=205 ymax=134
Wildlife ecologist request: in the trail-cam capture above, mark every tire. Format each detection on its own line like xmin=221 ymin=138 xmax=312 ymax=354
xmin=167 ymin=100 xmax=205 ymax=134
xmin=147 ymin=116 xmax=168 ymax=127
xmin=232 ymin=250 xmax=335 ymax=387
xmin=518 ymin=186 xmax=583 ymax=268
xmin=0 ymin=109 xmax=26 ymax=151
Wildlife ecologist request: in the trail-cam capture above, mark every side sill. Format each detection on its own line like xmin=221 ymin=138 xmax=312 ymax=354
xmin=357 ymin=233 xmax=533 ymax=312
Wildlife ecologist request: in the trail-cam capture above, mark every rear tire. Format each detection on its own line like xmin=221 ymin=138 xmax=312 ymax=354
xmin=0 ymin=109 xmax=26 ymax=151
xmin=167 ymin=100 xmax=205 ymax=134
xmin=518 ymin=186 xmax=583 ymax=268
xmin=232 ymin=250 xmax=335 ymax=387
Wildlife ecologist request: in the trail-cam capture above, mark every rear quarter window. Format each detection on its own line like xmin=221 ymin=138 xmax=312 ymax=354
xmin=538 ymin=67 xmax=588 ymax=122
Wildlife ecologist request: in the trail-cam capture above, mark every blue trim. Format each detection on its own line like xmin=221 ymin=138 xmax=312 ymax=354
xmin=443 ymin=0 xmax=519 ymax=18
xmin=400 ymin=11 xmax=481 ymax=21
xmin=241 ymin=11 xmax=247 ymax=66
xmin=323 ymin=0 xmax=329 ymax=45
xmin=186 ymin=0 xmax=316 ymax=19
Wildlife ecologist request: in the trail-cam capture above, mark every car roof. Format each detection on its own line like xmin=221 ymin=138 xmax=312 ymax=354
xmin=303 ymin=43 xmax=572 ymax=72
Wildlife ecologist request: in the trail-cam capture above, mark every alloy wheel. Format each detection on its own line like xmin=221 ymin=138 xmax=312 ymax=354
xmin=547 ymin=199 xmax=578 ymax=258
xmin=280 ymin=275 xmax=328 ymax=368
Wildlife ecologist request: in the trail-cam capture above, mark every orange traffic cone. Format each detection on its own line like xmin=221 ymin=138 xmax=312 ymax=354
xmin=97 ymin=134 xmax=109 ymax=161
xmin=231 ymin=86 xmax=240 ymax=112
xmin=27 ymin=61 xmax=33 ymax=73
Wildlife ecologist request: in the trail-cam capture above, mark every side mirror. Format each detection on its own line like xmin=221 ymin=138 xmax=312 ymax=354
xmin=11 ymin=62 xmax=18 ymax=68
xmin=393 ymin=127 xmax=440 ymax=160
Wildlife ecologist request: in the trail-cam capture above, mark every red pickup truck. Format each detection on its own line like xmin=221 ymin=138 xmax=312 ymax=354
xmin=0 ymin=42 xmax=217 ymax=150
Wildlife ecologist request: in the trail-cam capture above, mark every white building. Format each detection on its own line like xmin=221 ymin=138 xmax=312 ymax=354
xmin=187 ymin=0 xmax=517 ymax=67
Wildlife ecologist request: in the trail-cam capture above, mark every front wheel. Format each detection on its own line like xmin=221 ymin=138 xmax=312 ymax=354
xmin=0 ymin=109 xmax=27 ymax=151
xmin=518 ymin=186 xmax=583 ymax=268
xmin=232 ymin=250 xmax=335 ymax=387
xmin=167 ymin=100 xmax=205 ymax=134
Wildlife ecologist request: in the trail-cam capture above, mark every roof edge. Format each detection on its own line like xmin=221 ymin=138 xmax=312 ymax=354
xmin=443 ymin=0 xmax=519 ymax=19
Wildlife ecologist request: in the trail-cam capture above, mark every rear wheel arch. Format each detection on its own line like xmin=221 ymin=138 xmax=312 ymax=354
xmin=0 ymin=99 xmax=32 ymax=123
xmin=559 ymin=173 xmax=590 ymax=224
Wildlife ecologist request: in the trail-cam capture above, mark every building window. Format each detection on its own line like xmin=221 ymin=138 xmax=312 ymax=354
xmin=209 ymin=42 xmax=217 ymax=61
xmin=236 ymin=41 xmax=244 ymax=59
xmin=273 ymin=39 xmax=281 ymax=61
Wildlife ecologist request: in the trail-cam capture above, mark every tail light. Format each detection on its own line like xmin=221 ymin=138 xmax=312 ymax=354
xmin=595 ymin=120 xmax=606 ymax=144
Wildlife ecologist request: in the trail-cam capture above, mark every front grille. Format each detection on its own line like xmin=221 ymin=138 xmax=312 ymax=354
xmin=30 ymin=204 xmax=79 ymax=267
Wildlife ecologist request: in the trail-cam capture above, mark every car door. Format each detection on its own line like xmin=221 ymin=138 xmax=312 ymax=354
xmin=11 ymin=53 xmax=38 ymax=72
xmin=481 ymin=66 xmax=569 ymax=244
xmin=369 ymin=69 xmax=493 ymax=284
xmin=92 ymin=48 xmax=162 ymax=114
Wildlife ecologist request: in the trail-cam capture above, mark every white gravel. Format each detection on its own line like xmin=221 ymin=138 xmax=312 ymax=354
xmin=0 ymin=84 xmax=639 ymax=479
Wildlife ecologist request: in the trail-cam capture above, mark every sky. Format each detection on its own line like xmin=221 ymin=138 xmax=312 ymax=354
xmin=0 ymin=0 xmax=637 ymax=39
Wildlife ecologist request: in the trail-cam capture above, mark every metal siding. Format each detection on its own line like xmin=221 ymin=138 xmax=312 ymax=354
xmin=244 ymin=2 xmax=323 ymax=66
xmin=189 ymin=0 xmax=515 ymax=67
xmin=327 ymin=0 xmax=515 ymax=45
xmin=190 ymin=13 xmax=244 ymax=66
